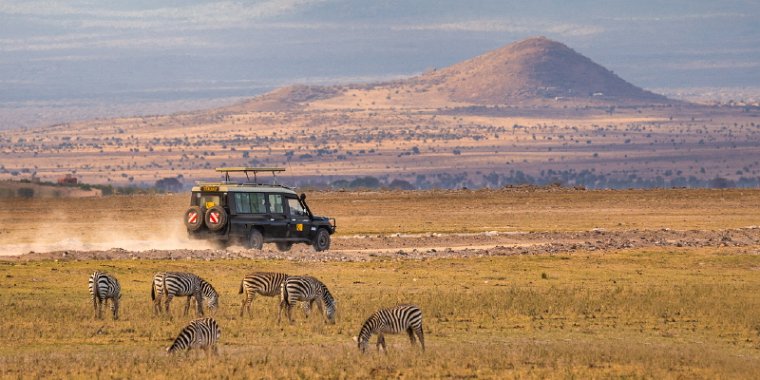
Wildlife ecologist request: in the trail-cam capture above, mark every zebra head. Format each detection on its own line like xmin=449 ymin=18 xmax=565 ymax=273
xmin=321 ymin=288 xmax=336 ymax=324
xmin=207 ymin=293 xmax=219 ymax=311
xmin=354 ymin=333 xmax=370 ymax=353
xmin=325 ymin=302 xmax=336 ymax=324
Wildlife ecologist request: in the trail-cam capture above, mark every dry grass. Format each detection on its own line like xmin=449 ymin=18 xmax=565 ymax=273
xmin=3 ymin=189 xmax=759 ymax=250
xmin=1 ymin=103 xmax=757 ymax=187
xmin=2 ymin=247 xmax=760 ymax=378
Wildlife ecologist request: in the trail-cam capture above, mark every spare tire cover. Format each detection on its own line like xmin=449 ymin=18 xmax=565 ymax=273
xmin=204 ymin=205 xmax=228 ymax=232
xmin=184 ymin=206 xmax=204 ymax=232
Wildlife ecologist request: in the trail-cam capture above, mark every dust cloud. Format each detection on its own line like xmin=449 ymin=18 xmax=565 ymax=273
xmin=2 ymin=207 xmax=218 ymax=256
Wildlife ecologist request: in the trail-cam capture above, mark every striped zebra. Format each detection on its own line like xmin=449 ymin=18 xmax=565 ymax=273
xmin=239 ymin=272 xmax=288 ymax=317
xmin=279 ymin=275 xmax=336 ymax=324
xmin=167 ymin=317 xmax=221 ymax=355
xmin=88 ymin=271 xmax=121 ymax=320
xmin=151 ymin=272 xmax=219 ymax=317
xmin=355 ymin=304 xmax=424 ymax=353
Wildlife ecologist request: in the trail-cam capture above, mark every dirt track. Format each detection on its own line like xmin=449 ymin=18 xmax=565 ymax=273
xmin=9 ymin=227 xmax=760 ymax=262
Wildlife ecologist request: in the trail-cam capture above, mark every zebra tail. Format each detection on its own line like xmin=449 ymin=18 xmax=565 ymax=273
xmin=162 ymin=272 xmax=169 ymax=297
xmin=239 ymin=280 xmax=244 ymax=294
xmin=92 ymin=272 xmax=101 ymax=300
xmin=151 ymin=282 xmax=156 ymax=301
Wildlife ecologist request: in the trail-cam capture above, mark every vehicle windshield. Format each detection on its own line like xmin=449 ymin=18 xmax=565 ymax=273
xmin=287 ymin=198 xmax=308 ymax=217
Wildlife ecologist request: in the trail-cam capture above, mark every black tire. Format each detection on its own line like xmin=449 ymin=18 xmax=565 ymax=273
xmin=183 ymin=206 xmax=203 ymax=232
xmin=204 ymin=205 xmax=228 ymax=232
xmin=313 ymin=229 xmax=331 ymax=252
xmin=246 ymin=229 xmax=264 ymax=250
xmin=276 ymin=242 xmax=292 ymax=252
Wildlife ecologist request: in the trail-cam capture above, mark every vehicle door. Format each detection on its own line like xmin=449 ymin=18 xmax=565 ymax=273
xmin=266 ymin=193 xmax=289 ymax=239
xmin=229 ymin=192 xmax=268 ymax=234
xmin=286 ymin=196 xmax=311 ymax=240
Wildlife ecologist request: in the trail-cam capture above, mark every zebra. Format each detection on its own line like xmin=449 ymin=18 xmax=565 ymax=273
xmin=354 ymin=304 xmax=425 ymax=353
xmin=151 ymin=272 xmax=219 ymax=317
xmin=88 ymin=271 xmax=121 ymax=320
xmin=167 ymin=317 xmax=221 ymax=355
xmin=239 ymin=272 xmax=289 ymax=317
xmin=279 ymin=275 xmax=336 ymax=324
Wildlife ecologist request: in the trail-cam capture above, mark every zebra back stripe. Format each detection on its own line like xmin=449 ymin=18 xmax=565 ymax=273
xmin=89 ymin=271 xmax=121 ymax=300
xmin=358 ymin=304 xmax=424 ymax=351
xmin=167 ymin=317 xmax=221 ymax=353
xmin=281 ymin=275 xmax=336 ymax=322
xmin=240 ymin=272 xmax=288 ymax=297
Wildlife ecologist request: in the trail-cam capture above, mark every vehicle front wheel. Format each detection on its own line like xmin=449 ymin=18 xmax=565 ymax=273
xmin=246 ymin=229 xmax=264 ymax=250
xmin=275 ymin=242 xmax=292 ymax=252
xmin=313 ymin=229 xmax=331 ymax=252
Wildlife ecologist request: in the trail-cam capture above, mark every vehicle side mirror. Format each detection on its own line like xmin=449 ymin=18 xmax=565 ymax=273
xmin=299 ymin=193 xmax=306 ymax=202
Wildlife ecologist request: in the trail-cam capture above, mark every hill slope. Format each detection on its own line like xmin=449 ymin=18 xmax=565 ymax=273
xmin=415 ymin=36 xmax=669 ymax=104
xmin=237 ymin=36 xmax=673 ymax=111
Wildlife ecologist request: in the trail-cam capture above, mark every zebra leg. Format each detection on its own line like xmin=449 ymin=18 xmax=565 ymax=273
xmin=302 ymin=301 xmax=312 ymax=318
xmin=241 ymin=292 xmax=252 ymax=317
xmin=153 ymin=291 xmax=162 ymax=315
xmin=377 ymin=334 xmax=386 ymax=353
xmin=416 ymin=326 xmax=425 ymax=352
xmin=407 ymin=327 xmax=417 ymax=345
xmin=112 ymin=297 xmax=119 ymax=320
xmin=287 ymin=302 xmax=295 ymax=323
xmin=183 ymin=296 xmax=192 ymax=316
xmin=96 ymin=298 xmax=103 ymax=319
xmin=92 ymin=296 xmax=99 ymax=318
xmin=195 ymin=293 xmax=204 ymax=317
xmin=165 ymin=294 xmax=174 ymax=316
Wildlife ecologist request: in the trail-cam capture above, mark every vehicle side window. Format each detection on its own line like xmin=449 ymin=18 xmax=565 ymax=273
xmin=234 ymin=193 xmax=267 ymax=214
xmin=287 ymin=198 xmax=307 ymax=217
xmin=268 ymin=194 xmax=284 ymax=214
xmin=234 ymin=193 xmax=251 ymax=213
xmin=249 ymin=193 xmax=266 ymax=213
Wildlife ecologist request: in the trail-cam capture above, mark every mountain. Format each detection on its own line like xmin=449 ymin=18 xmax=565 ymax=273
xmin=236 ymin=36 xmax=673 ymax=111
xmin=412 ymin=36 xmax=670 ymax=105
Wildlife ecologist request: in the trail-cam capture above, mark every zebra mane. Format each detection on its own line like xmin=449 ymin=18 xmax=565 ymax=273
xmin=200 ymin=279 xmax=218 ymax=298
xmin=318 ymin=282 xmax=335 ymax=308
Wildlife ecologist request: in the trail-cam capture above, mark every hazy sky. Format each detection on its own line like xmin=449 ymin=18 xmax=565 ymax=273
xmin=0 ymin=0 xmax=758 ymax=126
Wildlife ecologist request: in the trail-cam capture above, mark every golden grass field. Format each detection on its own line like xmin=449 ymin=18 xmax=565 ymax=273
xmin=1 ymin=189 xmax=760 ymax=378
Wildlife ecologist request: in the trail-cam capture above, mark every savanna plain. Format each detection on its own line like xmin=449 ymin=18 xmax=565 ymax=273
xmin=2 ymin=188 xmax=760 ymax=379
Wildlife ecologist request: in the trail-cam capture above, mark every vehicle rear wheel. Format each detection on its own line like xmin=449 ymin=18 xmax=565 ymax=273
xmin=246 ymin=229 xmax=264 ymax=250
xmin=183 ymin=206 xmax=204 ymax=232
xmin=313 ymin=229 xmax=330 ymax=252
xmin=204 ymin=205 xmax=228 ymax=232
xmin=275 ymin=242 xmax=292 ymax=252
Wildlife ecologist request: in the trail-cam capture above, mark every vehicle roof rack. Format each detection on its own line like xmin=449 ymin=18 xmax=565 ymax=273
xmin=215 ymin=167 xmax=286 ymax=184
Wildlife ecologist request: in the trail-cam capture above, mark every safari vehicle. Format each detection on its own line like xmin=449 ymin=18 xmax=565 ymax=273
xmin=183 ymin=168 xmax=336 ymax=251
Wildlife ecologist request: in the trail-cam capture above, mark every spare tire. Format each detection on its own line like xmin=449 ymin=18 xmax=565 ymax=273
xmin=204 ymin=205 xmax=228 ymax=232
xmin=184 ymin=206 xmax=203 ymax=232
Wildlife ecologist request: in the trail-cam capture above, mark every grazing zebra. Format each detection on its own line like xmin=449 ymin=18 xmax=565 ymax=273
xmin=151 ymin=272 xmax=219 ymax=317
xmin=355 ymin=304 xmax=424 ymax=353
xmin=88 ymin=271 xmax=121 ymax=320
xmin=239 ymin=272 xmax=288 ymax=317
xmin=279 ymin=275 xmax=336 ymax=324
xmin=167 ymin=317 xmax=221 ymax=355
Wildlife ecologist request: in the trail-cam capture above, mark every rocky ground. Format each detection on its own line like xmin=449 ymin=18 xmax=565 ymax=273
xmin=8 ymin=227 xmax=760 ymax=262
